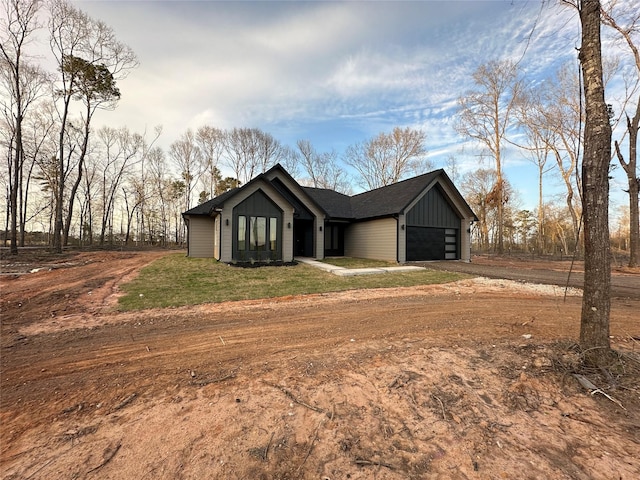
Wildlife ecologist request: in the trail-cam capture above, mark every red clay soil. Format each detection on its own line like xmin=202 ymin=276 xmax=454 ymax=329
xmin=1 ymin=250 xmax=638 ymax=480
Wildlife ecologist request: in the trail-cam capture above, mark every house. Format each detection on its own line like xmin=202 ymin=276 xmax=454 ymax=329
xmin=182 ymin=164 xmax=477 ymax=263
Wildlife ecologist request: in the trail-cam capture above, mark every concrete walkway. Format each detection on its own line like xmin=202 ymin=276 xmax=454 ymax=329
xmin=295 ymin=257 xmax=425 ymax=277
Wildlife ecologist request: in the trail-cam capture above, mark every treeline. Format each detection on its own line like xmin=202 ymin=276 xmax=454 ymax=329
xmin=1 ymin=0 xmax=638 ymax=267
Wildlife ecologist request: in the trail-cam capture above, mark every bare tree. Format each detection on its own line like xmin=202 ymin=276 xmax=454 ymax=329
xmin=195 ymin=125 xmax=225 ymax=199
xmin=48 ymin=0 xmax=137 ymax=251
xmin=0 ymin=0 xmax=44 ymax=254
xmin=460 ymin=168 xmax=498 ymax=251
xmin=575 ymin=0 xmax=613 ymax=365
xmin=517 ymin=87 xmax=557 ymax=254
xmin=169 ymin=129 xmax=200 ymax=212
xmin=456 ymin=60 xmax=524 ymax=254
xmin=256 ymin=129 xmax=285 ymax=173
xmin=222 ymin=127 xmax=282 ymax=185
xmin=296 ymin=139 xmax=351 ymax=193
xmin=20 ymin=100 xmax=57 ymax=245
xmin=541 ymin=65 xmax=584 ymax=252
xmin=95 ymin=126 xmax=143 ymax=245
xmin=601 ymin=1 xmax=640 ymax=267
xmin=345 ymin=127 xmax=429 ymax=190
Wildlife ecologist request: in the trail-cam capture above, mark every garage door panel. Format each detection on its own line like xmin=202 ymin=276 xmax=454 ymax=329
xmin=407 ymin=226 xmax=459 ymax=261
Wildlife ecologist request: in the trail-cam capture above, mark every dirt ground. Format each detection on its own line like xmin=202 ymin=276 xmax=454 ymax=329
xmin=1 ymin=250 xmax=639 ymax=480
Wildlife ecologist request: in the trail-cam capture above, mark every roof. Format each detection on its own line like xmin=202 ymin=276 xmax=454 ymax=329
xmin=350 ymin=170 xmax=443 ymax=219
xmin=183 ymin=166 xmax=476 ymax=221
xmin=301 ymin=187 xmax=353 ymax=219
xmin=183 ymin=187 xmax=239 ymax=216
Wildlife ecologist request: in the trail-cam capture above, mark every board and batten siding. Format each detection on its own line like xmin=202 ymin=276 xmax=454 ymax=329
xmin=219 ymin=181 xmax=295 ymax=263
xmin=345 ymin=217 xmax=397 ymax=262
xmin=265 ymin=169 xmax=325 ymax=259
xmin=187 ymin=216 xmax=217 ymax=258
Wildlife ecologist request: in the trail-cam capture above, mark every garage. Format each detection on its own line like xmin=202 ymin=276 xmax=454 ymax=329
xmin=406 ymin=227 xmax=458 ymax=261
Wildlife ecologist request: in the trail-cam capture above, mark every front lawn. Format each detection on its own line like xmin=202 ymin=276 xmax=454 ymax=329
xmin=118 ymin=253 xmax=470 ymax=310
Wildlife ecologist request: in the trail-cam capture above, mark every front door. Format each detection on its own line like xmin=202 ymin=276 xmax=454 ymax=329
xmin=294 ymin=219 xmax=314 ymax=257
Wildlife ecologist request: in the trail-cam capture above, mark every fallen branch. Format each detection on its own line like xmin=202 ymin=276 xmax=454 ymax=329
xmin=572 ymin=374 xmax=626 ymax=410
xmin=113 ymin=393 xmax=137 ymax=412
xmin=87 ymin=441 xmax=121 ymax=474
xmin=297 ymin=419 xmax=324 ymax=472
xmin=263 ymin=381 xmax=325 ymax=413
xmin=264 ymin=432 xmax=274 ymax=461
xmin=432 ymin=394 xmax=447 ymax=421
xmin=355 ymin=458 xmax=395 ymax=470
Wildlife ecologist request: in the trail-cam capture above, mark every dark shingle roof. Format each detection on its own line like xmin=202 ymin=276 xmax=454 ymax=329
xmin=351 ymin=170 xmax=442 ymax=219
xmin=301 ymin=187 xmax=353 ymax=219
xmin=183 ymin=166 xmax=475 ymax=222
xmin=183 ymin=187 xmax=239 ymax=216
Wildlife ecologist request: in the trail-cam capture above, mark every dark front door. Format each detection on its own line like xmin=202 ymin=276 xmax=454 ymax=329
xmin=294 ymin=219 xmax=314 ymax=257
xmin=324 ymin=223 xmax=344 ymax=257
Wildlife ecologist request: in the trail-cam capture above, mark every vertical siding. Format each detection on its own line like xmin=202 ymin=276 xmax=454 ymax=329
xmin=265 ymin=170 xmax=325 ymax=259
xmin=406 ymin=187 xmax=459 ymax=228
xmin=404 ymin=178 xmax=475 ymax=262
xmin=219 ymin=181 xmax=295 ymax=263
xmin=345 ymin=217 xmax=397 ymax=262
xmin=187 ymin=216 xmax=216 ymax=258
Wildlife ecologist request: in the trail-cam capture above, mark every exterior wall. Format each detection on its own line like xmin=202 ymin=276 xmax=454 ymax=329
xmin=213 ymin=215 xmax=221 ymax=260
xmin=345 ymin=217 xmax=398 ymax=262
xmin=186 ymin=215 xmax=217 ymax=258
xmin=403 ymin=178 xmax=475 ymax=262
xmin=219 ymin=181 xmax=295 ymax=262
xmin=265 ymin=170 xmax=325 ymax=259
xmin=397 ymin=213 xmax=406 ymax=263
xmin=460 ymin=217 xmax=473 ymax=262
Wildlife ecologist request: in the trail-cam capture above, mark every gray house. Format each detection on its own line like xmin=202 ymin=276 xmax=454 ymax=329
xmin=182 ymin=164 xmax=477 ymax=263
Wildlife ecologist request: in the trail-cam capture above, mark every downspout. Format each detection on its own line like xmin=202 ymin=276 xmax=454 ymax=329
xmin=218 ymin=213 xmax=222 ymax=260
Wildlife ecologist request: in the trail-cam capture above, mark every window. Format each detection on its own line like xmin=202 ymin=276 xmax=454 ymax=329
xmin=237 ymin=215 xmax=279 ymax=258
xmin=237 ymin=216 xmax=246 ymax=251
xmin=250 ymin=216 xmax=266 ymax=251
xmin=270 ymin=218 xmax=277 ymax=251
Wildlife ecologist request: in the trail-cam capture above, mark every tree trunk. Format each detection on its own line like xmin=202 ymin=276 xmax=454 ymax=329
xmin=578 ymin=0 xmax=613 ymax=365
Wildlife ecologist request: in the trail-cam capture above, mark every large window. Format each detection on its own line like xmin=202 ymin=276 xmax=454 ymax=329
xmin=237 ymin=215 xmax=279 ymax=259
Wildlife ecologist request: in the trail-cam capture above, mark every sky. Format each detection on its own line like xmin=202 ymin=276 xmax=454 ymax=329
xmin=65 ymin=0 xmax=637 ymax=214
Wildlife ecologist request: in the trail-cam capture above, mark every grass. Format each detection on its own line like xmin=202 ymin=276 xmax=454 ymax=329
xmin=117 ymin=253 xmax=470 ymax=311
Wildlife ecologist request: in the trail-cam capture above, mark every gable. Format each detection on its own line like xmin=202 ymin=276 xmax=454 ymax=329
xmin=406 ymin=184 xmax=460 ymax=228
xmin=233 ymin=189 xmax=283 ymax=217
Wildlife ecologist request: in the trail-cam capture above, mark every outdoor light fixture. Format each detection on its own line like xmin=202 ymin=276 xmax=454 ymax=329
xmin=287 ymin=222 xmax=291 ymax=229
xmin=319 ymin=226 xmax=323 ymax=232
xmin=225 ymin=218 xmax=229 ymax=226
xmin=401 ymin=224 xmax=405 ymax=230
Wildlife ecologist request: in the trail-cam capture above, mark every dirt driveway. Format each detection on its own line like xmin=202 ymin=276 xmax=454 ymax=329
xmin=1 ymin=250 xmax=639 ymax=479
xmin=423 ymin=255 xmax=640 ymax=300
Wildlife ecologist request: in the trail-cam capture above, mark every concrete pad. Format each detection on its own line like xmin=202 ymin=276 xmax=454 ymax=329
xmin=333 ymin=268 xmax=386 ymax=276
xmin=380 ymin=266 xmax=425 ymax=273
xmin=295 ymin=257 xmax=345 ymax=273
